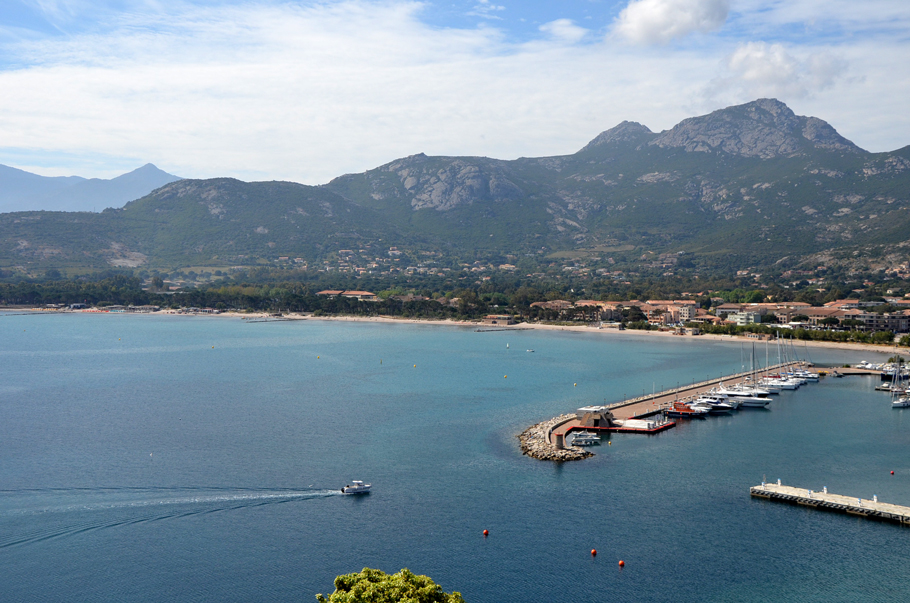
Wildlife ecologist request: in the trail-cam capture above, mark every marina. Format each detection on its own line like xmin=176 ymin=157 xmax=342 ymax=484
xmin=521 ymin=359 xmax=889 ymax=461
xmin=751 ymin=483 xmax=910 ymax=526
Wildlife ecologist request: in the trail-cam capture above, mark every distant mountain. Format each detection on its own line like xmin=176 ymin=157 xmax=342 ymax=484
xmin=1 ymin=99 xmax=909 ymax=275
xmin=0 ymin=163 xmax=181 ymax=213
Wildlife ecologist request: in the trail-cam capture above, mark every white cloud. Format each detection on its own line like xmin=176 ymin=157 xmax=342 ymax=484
xmin=709 ymin=41 xmax=846 ymax=101
xmin=614 ymin=0 xmax=729 ymax=45
xmin=468 ymin=0 xmax=505 ymax=20
xmin=539 ymin=19 xmax=588 ymax=43
xmin=0 ymin=0 xmax=908 ymax=183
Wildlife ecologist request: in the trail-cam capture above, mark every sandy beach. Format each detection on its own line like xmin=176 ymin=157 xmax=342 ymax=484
xmin=302 ymin=313 xmax=904 ymax=357
xmin=4 ymin=306 xmax=905 ymax=357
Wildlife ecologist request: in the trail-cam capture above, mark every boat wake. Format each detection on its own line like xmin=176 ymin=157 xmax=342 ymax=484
xmin=0 ymin=487 xmax=339 ymax=549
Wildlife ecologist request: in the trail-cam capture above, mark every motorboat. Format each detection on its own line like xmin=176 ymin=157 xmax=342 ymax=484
xmin=665 ymin=401 xmax=709 ymax=418
xmin=725 ymin=394 xmax=770 ymax=408
xmin=690 ymin=395 xmax=735 ymax=414
xmin=569 ymin=431 xmax=600 ymax=446
xmin=762 ymin=375 xmax=800 ymax=389
xmin=341 ymin=480 xmax=371 ymax=495
xmin=791 ymin=370 xmax=819 ymax=382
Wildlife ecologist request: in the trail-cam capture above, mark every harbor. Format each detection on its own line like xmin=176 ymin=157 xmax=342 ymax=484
xmin=520 ymin=358 xmax=889 ymax=462
xmin=751 ymin=482 xmax=910 ymax=526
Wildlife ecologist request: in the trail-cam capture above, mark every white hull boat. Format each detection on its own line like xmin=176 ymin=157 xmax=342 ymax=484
xmin=341 ymin=480 xmax=371 ymax=495
xmin=727 ymin=395 xmax=770 ymax=408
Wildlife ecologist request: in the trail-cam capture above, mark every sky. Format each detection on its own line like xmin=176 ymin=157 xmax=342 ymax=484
xmin=0 ymin=0 xmax=908 ymax=183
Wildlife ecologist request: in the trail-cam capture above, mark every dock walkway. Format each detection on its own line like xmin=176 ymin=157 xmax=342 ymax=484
xmin=751 ymin=483 xmax=910 ymax=525
xmin=600 ymin=361 xmax=800 ymax=421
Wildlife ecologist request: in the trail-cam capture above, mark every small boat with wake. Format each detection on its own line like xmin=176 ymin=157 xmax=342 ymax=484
xmin=341 ymin=480 xmax=371 ymax=495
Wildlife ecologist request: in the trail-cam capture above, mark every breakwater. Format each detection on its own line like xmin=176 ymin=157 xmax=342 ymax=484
xmin=518 ymin=414 xmax=592 ymax=461
xmin=520 ymin=361 xmax=816 ymax=462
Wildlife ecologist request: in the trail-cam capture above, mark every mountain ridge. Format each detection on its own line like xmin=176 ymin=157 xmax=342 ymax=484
xmin=0 ymin=163 xmax=181 ymax=213
xmin=1 ymin=99 xmax=908 ymax=276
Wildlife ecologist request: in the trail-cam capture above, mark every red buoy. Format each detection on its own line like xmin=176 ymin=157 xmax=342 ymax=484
xmin=483 ymin=530 xmax=489 ymax=537
xmin=591 ymin=549 xmax=597 ymax=556
xmin=892 ymin=471 xmax=895 ymax=475
xmin=618 ymin=560 xmax=625 ymax=567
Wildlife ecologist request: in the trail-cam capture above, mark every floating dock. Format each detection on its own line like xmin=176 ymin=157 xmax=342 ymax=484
xmin=751 ymin=483 xmax=910 ymax=525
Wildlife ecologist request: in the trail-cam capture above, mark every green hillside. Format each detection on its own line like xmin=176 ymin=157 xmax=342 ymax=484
xmin=1 ymin=99 xmax=908 ymax=276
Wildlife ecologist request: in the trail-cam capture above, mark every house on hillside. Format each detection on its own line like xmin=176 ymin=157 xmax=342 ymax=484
xmin=341 ymin=291 xmax=378 ymax=301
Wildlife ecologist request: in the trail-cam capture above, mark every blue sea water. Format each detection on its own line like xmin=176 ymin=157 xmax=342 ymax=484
xmin=1 ymin=313 xmax=908 ymax=602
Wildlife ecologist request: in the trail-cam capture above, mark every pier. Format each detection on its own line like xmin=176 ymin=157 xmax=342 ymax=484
xmin=602 ymin=361 xmax=812 ymax=421
xmin=751 ymin=482 xmax=910 ymax=525
xmin=520 ymin=360 xmax=879 ymax=462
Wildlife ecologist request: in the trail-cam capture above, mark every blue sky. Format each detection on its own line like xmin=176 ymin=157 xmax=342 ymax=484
xmin=0 ymin=0 xmax=908 ymax=183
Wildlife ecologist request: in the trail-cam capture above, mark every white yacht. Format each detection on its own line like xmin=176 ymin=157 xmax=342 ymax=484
xmin=717 ymin=384 xmax=771 ymax=398
xmin=341 ymin=480 xmax=372 ymax=495
xmin=570 ymin=431 xmax=601 ymax=446
xmin=691 ymin=394 xmax=736 ymax=413
xmin=735 ymin=396 xmax=771 ymax=408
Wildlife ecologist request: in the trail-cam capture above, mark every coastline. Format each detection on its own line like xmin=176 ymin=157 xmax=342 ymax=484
xmin=303 ymin=314 xmax=903 ymax=357
xmin=3 ymin=306 xmax=904 ymax=356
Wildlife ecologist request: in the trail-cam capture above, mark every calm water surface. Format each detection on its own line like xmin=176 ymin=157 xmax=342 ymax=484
xmin=1 ymin=314 xmax=907 ymax=602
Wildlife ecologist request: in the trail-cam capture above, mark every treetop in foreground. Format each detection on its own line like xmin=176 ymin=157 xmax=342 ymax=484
xmin=316 ymin=568 xmax=465 ymax=603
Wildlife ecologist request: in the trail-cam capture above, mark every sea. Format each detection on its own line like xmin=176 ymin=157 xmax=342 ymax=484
xmin=1 ymin=313 xmax=908 ymax=602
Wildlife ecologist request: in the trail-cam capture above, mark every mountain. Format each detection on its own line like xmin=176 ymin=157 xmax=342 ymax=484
xmin=1 ymin=99 xmax=909 ymax=275
xmin=0 ymin=163 xmax=181 ymax=213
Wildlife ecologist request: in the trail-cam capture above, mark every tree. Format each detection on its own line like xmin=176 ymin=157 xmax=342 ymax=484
xmin=316 ymin=568 xmax=464 ymax=603
xmin=819 ymin=317 xmax=840 ymax=327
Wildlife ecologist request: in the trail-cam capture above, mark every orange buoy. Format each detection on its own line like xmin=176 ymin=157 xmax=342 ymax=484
xmin=591 ymin=549 xmax=596 ymax=556
xmin=619 ymin=560 xmax=625 ymax=567
xmin=504 ymin=375 xmax=507 ymax=379
xmin=483 ymin=529 xmax=489 ymax=537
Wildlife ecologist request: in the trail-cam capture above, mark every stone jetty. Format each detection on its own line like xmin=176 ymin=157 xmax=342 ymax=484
xmin=518 ymin=414 xmax=593 ymax=461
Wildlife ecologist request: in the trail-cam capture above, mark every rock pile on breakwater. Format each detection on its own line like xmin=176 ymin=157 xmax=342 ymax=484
xmin=518 ymin=414 xmax=593 ymax=462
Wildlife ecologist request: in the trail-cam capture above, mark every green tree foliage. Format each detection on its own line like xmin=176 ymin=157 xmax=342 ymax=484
xmin=316 ymin=568 xmax=464 ymax=603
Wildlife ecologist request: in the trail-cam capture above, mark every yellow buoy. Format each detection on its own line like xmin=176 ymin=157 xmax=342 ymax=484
xmin=317 ymin=356 xmax=320 ymax=359
xmin=574 ymin=383 xmax=577 ymax=387
xmin=212 ymin=346 xmax=215 ymax=349
xmin=414 ymin=364 xmax=417 ymax=368
xmin=504 ymin=375 xmax=507 ymax=379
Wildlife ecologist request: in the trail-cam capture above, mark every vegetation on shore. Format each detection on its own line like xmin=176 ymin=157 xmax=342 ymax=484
xmin=316 ymin=568 xmax=464 ymax=603
xmin=1 ymin=271 xmax=908 ymax=347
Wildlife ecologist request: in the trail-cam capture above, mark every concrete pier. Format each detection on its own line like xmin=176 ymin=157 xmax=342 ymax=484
xmin=519 ymin=361 xmax=874 ymax=462
xmin=604 ymin=361 xmax=808 ymax=420
xmin=751 ymin=483 xmax=910 ymax=525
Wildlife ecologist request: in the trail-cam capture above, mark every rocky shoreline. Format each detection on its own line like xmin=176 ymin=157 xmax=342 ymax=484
xmin=518 ymin=414 xmax=593 ymax=462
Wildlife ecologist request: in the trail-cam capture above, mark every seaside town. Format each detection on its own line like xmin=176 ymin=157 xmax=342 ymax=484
xmin=27 ymin=292 xmax=910 ymax=337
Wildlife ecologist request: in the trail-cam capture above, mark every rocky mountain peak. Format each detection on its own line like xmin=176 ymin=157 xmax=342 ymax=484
xmin=650 ymin=98 xmax=862 ymax=158
xmin=581 ymin=121 xmax=654 ymax=151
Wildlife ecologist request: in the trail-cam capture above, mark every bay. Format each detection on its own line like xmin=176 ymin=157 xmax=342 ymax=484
xmin=0 ymin=313 xmax=907 ymax=602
